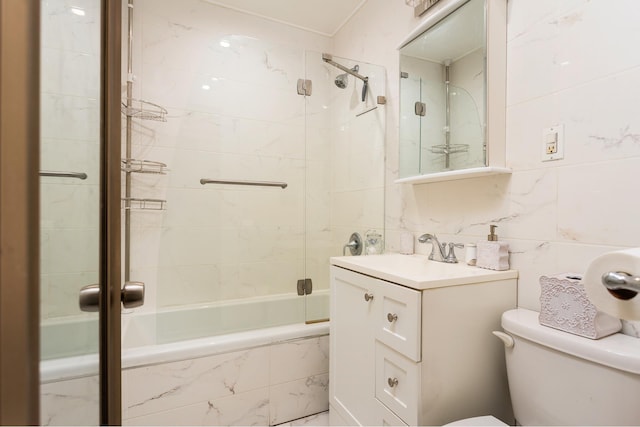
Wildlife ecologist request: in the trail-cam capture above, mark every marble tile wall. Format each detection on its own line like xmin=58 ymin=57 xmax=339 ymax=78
xmin=40 ymin=335 xmax=328 ymax=426
xmin=121 ymin=335 xmax=329 ymax=426
xmin=41 ymin=375 xmax=99 ymax=425
xmin=336 ymin=0 xmax=640 ymax=313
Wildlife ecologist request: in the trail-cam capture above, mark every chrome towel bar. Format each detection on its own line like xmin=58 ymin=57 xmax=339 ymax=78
xmin=200 ymin=179 xmax=287 ymax=189
xmin=40 ymin=171 xmax=88 ymax=180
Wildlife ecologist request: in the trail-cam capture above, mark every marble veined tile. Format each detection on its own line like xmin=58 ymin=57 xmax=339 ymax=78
xmin=270 ymin=336 xmax=330 ymax=384
xmin=557 ymin=159 xmax=640 ymax=246
xmin=41 ymin=375 xmax=99 ymax=426
xmin=507 ymin=0 xmax=640 ymax=106
xmin=269 ymin=374 xmax=330 ymax=426
xmin=41 ymin=0 xmax=100 ymax=55
xmin=507 ymin=0 xmax=588 ymax=42
xmin=41 ymin=47 xmax=100 ymax=98
xmin=507 ymin=67 xmax=640 ymax=171
xmin=40 ymin=93 xmax=100 ymax=141
xmin=123 ymin=346 xmax=269 ymax=419
xmin=124 ymin=387 xmax=269 ymax=426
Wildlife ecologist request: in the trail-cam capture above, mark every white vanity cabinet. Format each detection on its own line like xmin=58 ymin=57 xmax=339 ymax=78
xmin=329 ymin=254 xmax=518 ymax=426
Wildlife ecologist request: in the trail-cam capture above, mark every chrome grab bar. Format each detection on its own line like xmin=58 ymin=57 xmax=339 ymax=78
xmin=200 ymin=179 xmax=287 ymax=189
xmin=40 ymin=171 xmax=87 ymax=180
xmin=602 ymin=271 xmax=640 ymax=293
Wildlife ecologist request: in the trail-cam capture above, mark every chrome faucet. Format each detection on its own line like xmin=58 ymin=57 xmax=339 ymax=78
xmin=418 ymin=233 xmax=446 ymax=262
xmin=418 ymin=233 xmax=463 ymax=263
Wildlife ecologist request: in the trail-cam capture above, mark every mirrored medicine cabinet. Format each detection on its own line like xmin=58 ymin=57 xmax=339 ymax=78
xmin=397 ymin=0 xmax=509 ymax=184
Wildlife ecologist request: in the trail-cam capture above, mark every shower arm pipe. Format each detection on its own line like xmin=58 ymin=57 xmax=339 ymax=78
xmin=322 ymin=53 xmax=369 ymax=83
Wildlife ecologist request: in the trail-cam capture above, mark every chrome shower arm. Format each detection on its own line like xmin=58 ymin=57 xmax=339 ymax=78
xmin=322 ymin=53 xmax=369 ymax=83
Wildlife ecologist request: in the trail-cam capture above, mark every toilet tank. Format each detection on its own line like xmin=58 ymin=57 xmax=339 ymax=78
xmin=501 ymin=308 xmax=640 ymax=426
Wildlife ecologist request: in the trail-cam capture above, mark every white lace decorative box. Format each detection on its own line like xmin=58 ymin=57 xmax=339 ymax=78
xmin=539 ymin=273 xmax=621 ymax=339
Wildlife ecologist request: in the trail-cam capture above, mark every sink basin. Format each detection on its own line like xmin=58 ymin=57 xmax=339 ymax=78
xmin=330 ymin=253 xmax=518 ymax=291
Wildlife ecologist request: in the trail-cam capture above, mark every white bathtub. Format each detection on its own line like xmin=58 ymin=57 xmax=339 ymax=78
xmin=40 ymin=291 xmax=330 ymax=425
xmin=41 ymin=290 xmax=329 ymax=382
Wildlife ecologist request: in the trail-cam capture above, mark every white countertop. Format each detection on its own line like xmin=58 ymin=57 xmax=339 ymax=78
xmin=331 ymin=253 xmax=518 ymax=291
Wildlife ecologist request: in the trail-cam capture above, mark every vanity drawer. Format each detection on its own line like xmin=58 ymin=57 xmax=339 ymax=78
xmin=375 ymin=282 xmax=421 ymax=361
xmin=375 ymin=341 xmax=419 ymax=425
xmin=372 ymin=397 xmax=408 ymax=426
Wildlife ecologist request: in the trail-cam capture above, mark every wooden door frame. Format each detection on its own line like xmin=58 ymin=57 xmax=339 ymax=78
xmin=0 ymin=0 xmax=41 ymax=424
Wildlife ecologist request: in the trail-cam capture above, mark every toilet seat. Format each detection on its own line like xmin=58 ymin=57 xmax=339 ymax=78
xmin=444 ymin=415 xmax=508 ymax=426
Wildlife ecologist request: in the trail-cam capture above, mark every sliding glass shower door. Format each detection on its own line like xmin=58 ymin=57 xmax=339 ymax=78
xmin=39 ymin=0 xmax=123 ymax=424
xmin=39 ymin=0 xmax=102 ymax=422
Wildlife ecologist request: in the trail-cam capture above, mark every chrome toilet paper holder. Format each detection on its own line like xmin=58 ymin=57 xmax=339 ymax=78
xmin=602 ymin=271 xmax=640 ymax=295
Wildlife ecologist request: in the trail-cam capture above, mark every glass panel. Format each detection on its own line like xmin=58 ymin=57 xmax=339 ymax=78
xmin=304 ymin=52 xmax=386 ymax=322
xmin=117 ymin=0 xmax=306 ymax=345
xmin=39 ymin=0 xmax=101 ymax=424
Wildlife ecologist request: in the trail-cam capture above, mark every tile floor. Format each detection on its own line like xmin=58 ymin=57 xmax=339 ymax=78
xmin=276 ymin=411 xmax=329 ymax=426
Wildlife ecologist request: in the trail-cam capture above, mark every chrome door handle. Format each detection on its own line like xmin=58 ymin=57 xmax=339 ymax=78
xmin=387 ymin=313 xmax=398 ymax=323
xmin=79 ymin=283 xmax=100 ymax=312
xmin=121 ymin=281 xmax=145 ymax=309
xmin=364 ymin=293 xmax=374 ymax=302
xmin=79 ymin=281 xmax=145 ymax=312
xmin=388 ymin=377 xmax=399 ymax=388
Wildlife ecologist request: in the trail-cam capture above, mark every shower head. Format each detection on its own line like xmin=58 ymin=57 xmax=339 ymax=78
xmin=334 ymin=65 xmax=359 ymax=89
xmin=335 ymin=73 xmax=348 ymax=89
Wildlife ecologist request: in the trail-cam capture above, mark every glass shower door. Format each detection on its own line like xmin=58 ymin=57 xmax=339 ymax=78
xmin=39 ymin=0 xmax=102 ymax=423
xmin=304 ymin=51 xmax=386 ymax=322
xmin=39 ymin=0 xmax=122 ymax=424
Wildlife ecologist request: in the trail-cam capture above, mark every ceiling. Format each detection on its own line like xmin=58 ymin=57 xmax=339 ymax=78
xmin=204 ymin=0 xmax=367 ymax=36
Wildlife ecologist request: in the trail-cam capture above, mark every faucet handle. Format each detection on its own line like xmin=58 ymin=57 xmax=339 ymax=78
xmin=343 ymin=232 xmax=363 ymax=256
xmin=445 ymin=243 xmax=464 ymax=263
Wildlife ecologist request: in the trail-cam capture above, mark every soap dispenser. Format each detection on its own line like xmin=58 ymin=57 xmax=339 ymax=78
xmin=476 ymin=225 xmax=509 ymax=271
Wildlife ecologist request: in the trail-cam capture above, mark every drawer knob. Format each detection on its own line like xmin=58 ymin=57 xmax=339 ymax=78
xmin=387 ymin=377 xmax=399 ymax=388
xmin=387 ymin=313 xmax=398 ymax=323
xmin=364 ymin=293 xmax=374 ymax=302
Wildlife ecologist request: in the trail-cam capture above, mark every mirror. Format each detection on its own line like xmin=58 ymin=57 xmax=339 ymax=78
xmin=398 ymin=0 xmax=507 ymax=183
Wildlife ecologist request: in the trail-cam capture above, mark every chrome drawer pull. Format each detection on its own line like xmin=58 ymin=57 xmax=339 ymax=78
xmin=387 ymin=313 xmax=398 ymax=322
xmin=364 ymin=293 xmax=374 ymax=302
xmin=388 ymin=377 xmax=399 ymax=388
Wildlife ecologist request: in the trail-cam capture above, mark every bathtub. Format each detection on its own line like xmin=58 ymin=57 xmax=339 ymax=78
xmin=40 ymin=291 xmax=330 ymax=425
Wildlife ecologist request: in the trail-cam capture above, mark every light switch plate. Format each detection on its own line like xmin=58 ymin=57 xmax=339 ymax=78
xmin=542 ymin=124 xmax=564 ymax=161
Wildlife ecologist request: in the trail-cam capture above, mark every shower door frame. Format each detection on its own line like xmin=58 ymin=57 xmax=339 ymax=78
xmin=101 ymin=0 xmax=124 ymax=424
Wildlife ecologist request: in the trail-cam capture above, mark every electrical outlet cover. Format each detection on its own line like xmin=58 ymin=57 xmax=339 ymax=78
xmin=542 ymin=124 xmax=564 ymax=161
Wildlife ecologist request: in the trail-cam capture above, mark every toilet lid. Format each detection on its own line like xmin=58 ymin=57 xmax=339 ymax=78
xmin=444 ymin=415 xmax=507 ymax=426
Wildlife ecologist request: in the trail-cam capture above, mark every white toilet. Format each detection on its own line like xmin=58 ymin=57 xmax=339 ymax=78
xmin=449 ymin=308 xmax=640 ymax=426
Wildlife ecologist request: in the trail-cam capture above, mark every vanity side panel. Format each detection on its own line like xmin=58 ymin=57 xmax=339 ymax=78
xmin=329 ymin=266 xmax=378 ymax=426
xmin=418 ymin=279 xmax=516 ymax=425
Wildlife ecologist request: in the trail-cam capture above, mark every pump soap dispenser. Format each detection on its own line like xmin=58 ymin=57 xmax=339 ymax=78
xmin=476 ymin=225 xmax=509 ymax=271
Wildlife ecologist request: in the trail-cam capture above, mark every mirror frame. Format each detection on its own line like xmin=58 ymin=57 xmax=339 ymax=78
xmin=396 ymin=0 xmax=508 ymax=184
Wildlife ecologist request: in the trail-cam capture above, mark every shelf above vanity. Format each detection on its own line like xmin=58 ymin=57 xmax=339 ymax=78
xmin=394 ymin=166 xmax=511 ymax=185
